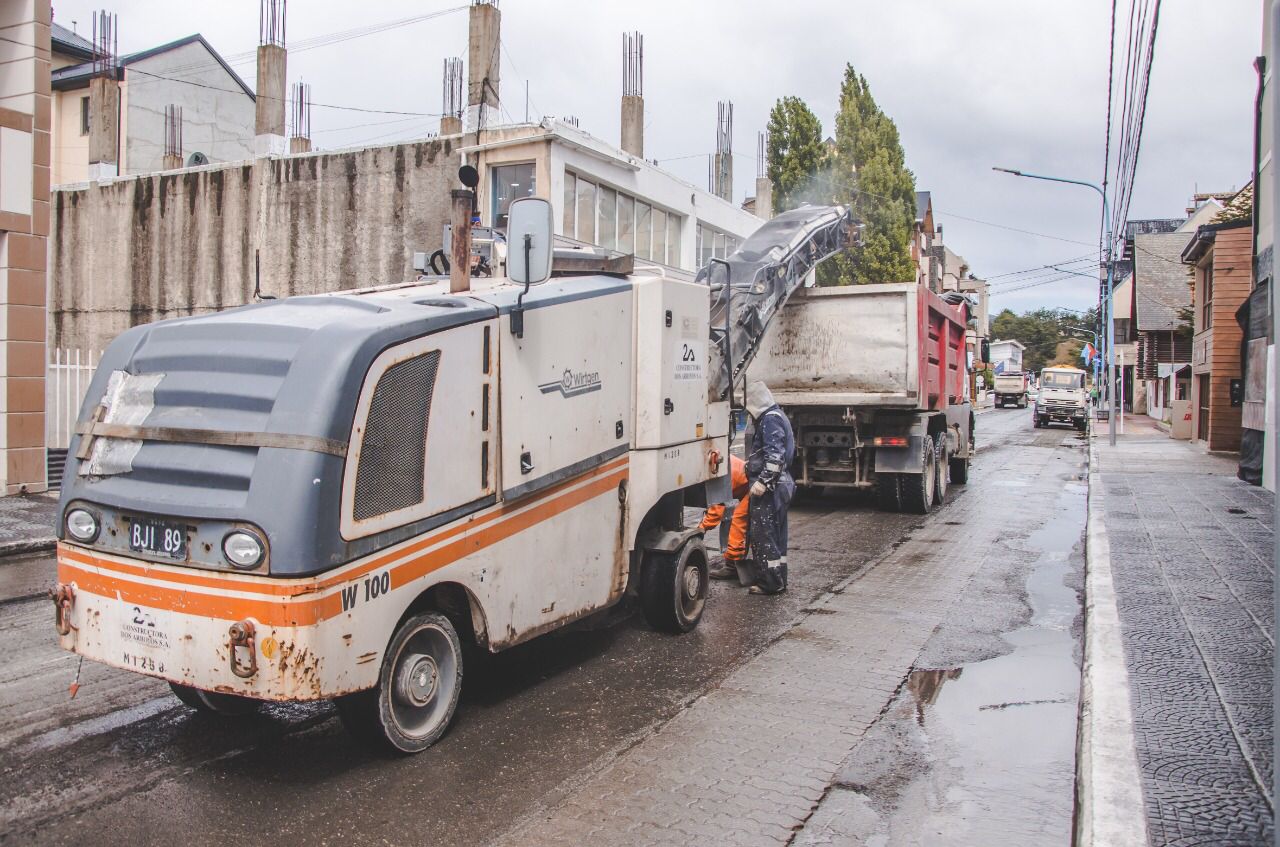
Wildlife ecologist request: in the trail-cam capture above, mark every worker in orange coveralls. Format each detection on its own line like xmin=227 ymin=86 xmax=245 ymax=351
xmin=699 ymin=455 xmax=751 ymax=582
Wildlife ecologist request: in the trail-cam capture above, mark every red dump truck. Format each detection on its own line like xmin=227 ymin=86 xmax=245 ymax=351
xmin=751 ymin=283 xmax=975 ymax=514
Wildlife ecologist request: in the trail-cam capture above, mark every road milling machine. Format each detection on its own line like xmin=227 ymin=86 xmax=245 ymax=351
xmin=52 ymin=197 xmax=856 ymax=752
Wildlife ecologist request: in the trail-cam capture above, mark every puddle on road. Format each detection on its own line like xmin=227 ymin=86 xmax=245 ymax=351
xmin=807 ymin=477 xmax=1087 ymax=847
xmin=896 ymin=480 xmax=1084 ymax=845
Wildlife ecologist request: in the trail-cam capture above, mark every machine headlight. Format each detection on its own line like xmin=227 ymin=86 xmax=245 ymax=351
xmin=222 ymin=531 xmax=264 ymax=569
xmin=66 ymin=508 xmax=99 ymax=542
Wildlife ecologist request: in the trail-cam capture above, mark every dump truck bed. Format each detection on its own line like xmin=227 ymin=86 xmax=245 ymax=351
xmin=752 ymin=283 xmax=968 ymax=411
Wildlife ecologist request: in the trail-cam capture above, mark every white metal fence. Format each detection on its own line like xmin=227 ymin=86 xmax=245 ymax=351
xmin=47 ymin=348 xmax=100 ymax=450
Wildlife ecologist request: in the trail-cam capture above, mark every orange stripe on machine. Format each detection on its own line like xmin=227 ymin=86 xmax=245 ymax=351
xmin=59 ymin=462 xmax=630 ymax=627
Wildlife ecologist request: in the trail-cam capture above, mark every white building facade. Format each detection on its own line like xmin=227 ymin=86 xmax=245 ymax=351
xmin=460 ymin=120 xmax=763 ymax=272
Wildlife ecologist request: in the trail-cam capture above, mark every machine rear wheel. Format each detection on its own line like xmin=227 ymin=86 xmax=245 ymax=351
xmin=336 ymin=611 xmax=463 ymax=754
xmin=900 ymin=436 xmax=936 ymax=515
xmin=170 ymin=682 xmax=259 ymax=716
xmin=640 ymin=538 xmax=708 ymax=633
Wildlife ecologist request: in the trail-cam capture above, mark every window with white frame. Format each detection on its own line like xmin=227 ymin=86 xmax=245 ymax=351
xmin=562 ymin=169 xmax=684 ymax=267
xmin=695 ymin=223 xmax=741 ymax=270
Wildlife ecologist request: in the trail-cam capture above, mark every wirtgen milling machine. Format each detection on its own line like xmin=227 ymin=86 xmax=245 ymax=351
xmin=53 ymin=201 xmax=855 ymax=752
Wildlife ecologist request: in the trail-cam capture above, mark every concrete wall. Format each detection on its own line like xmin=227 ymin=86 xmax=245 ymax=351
xmin=125 ymin=42 xmax=255 ymax=173
xmin=51 ymin=137 xmax=461 ymax=353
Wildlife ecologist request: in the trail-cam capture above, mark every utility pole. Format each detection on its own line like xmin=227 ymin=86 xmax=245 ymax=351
xmin=993 ymin=167 xmax=1117 ymax=445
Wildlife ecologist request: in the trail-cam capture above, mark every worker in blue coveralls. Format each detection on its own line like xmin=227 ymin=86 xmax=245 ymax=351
xmin=743 ymin=381 xmax=796 ymax=595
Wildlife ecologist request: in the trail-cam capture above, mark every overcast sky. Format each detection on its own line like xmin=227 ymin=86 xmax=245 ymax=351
xmin=53 ymin=0 xmax=1261 ymax=314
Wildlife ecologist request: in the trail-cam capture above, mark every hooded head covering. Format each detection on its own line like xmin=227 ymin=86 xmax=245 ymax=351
xmin=745 ymin=381 xmax=776 ymax=419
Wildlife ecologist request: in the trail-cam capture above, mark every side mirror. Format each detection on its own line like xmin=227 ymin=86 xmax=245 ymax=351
xmin=507 ymin=197 xmax=554 ymax=338
xmin=507 ymin=197 xmax=553 ymax=285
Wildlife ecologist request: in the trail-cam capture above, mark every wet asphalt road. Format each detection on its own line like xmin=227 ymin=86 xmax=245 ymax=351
xmin=0 ymin=408 xmax=1080 ymax=846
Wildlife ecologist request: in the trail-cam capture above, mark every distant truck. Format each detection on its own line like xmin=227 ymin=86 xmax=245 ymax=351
xmin=752 ymin=283 xmax=974 ymax=515
xmin=993 ymin=372 xmax=1028 ymax=408
xmin=1033 ymin=366 xmax=1088 ymax=431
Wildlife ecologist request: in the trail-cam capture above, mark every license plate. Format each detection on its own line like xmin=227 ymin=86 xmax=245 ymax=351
xmin=128 ymin=517 xmax=187 ymax=559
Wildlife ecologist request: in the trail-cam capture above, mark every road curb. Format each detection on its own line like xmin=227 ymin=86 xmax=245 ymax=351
xmin=0 ymin=537 xmax=55 ymax=559
xmin=1074 ymin=429 xmax=1149 ymax=847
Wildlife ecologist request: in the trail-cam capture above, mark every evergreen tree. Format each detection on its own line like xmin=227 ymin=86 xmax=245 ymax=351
xmin=766 ymin=97 xmax=826 ymax=214
xmin=825 ymin=65 xmax=917 ymax=284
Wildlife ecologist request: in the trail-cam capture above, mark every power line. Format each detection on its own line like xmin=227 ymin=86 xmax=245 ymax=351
xmin=124 ymin=67 xmax=445 ymax=117
xmin=934 ymin=210 xmax=1096 ymax=247
xmin=987 ymin=261 xmax=1102 ymax=290
xmin=1100 ymin=0 xmax=1117 ymax=255
xmin=990 ymin=272 xmax=1089 ymax=297
xmin=124 ymin=6 xmax=468 ymax=83
xmin=1105 ymin=0 xmax=1162 ymax=239
xmin=985 ymin=254 xmax=1097 ymax=280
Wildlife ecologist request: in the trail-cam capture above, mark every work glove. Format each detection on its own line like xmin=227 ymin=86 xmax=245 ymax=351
xmin=750 ymin=480 xmax=767 ymax=497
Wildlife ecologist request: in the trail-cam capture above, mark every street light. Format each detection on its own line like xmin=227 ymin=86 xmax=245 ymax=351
xmin=1063 ymin=325 xmax=1099 ymax=344
xmin=994 ymin=166 xmax=1117 ymax=445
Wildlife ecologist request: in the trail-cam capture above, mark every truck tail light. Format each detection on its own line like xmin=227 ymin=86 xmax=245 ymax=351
xmin=874 ymin=436 xmax=908 ymax=447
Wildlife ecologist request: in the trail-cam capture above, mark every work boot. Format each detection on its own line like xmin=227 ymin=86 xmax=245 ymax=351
xmin=709 ymin=558 xmax=739 ymax=580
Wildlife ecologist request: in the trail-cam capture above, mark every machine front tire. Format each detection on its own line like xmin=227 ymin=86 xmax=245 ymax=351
xmin=170 ymin=682 xmax=260 ymax=716
xmin=901 ymin=437 xmax=936 ymax=515
xmin=335 ymin=611 xmax=463 ymax=755
xmin=640 ymin=538 xmax=708 ymax=634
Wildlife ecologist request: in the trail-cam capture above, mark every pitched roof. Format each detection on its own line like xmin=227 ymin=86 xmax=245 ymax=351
xmin=51 ymin=21 xmax=94 ymax=59
xmin=1132 ymin=231 xmax=1193 ymax=332
xmin=50 ymin=33 xmax=254 ymax=99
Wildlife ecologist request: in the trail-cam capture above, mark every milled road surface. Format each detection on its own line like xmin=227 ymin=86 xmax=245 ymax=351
xmin=0 ymin=409 xmax=1084 ymax=846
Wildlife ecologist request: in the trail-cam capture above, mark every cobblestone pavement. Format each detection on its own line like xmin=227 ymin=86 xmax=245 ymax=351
xmin=1098 ymin=416 xmax=1274 ymax=846
xmin=495 ymin=414 xmax=1086 ymax=847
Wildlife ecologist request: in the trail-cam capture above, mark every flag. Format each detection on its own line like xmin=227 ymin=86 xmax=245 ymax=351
xmin=1080 ymin=342 xmax=1096 ymax=364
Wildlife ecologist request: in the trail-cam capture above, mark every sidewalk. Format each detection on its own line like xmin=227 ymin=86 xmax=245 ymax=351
xmin=1083 ymin=414 xmax=1274 ymax=845
xmin=0 ymin=492 xmax=58 ymax=558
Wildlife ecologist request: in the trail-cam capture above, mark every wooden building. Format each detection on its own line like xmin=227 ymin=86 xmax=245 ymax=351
xmin=1182 ymin=185 xmax=1253 ymax=452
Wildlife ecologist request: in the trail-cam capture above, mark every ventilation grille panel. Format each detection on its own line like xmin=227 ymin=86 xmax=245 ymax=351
xmin=353 ymin=350 xmax=441 ymax=521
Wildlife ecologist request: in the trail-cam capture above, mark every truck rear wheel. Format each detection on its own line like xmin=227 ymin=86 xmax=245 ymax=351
xmin=900 ymin=436 xmax=936 ymax=515
xmin=641 ymin=537 xmax=708 ymax=633
xmin=933 ymin=438 xmax=949 ymax=505
xmin=170 ymin=682 xmax=259 ymax=716
xmin=875 ymin=472 xmax=902 ymax=512
xmin=335 ymin=611 xmax=463 ymax=754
